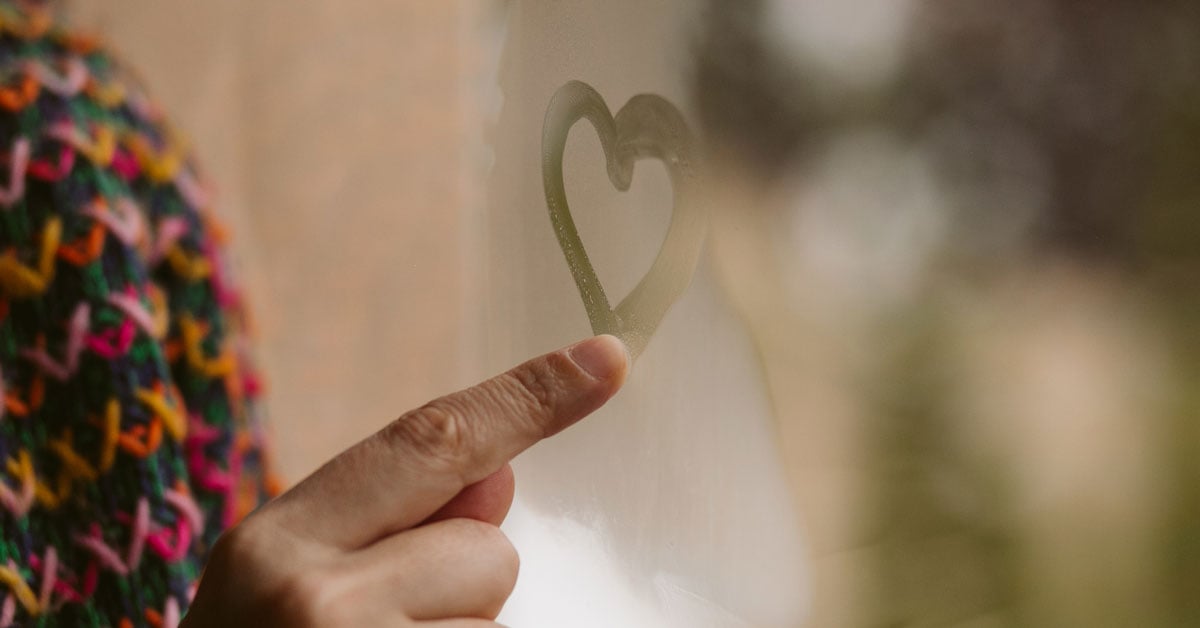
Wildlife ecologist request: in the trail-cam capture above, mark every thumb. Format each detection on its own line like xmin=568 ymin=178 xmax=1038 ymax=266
xmin=423 ymin=464 xmax=516 ymax=527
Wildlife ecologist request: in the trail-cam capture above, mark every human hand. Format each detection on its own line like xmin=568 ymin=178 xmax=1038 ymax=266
xmin=181 ymin=335 xmax=629 ymax=627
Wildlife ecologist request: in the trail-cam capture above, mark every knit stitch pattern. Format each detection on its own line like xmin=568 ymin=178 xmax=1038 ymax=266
xmin=0 ymin=2 xmax=280 ymax=626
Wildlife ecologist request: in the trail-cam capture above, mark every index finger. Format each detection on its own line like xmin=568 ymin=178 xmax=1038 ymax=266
xmin=264 ymin=335 xmax=629 ymax=549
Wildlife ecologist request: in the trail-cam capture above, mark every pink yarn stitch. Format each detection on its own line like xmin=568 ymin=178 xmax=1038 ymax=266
xmin=86 ymin=318 xmax=136 ymax=359
xmin=164 ymin=489 xmax=205 ymax=538
xmin=83 ymin=198 xmax=145 ymax=246
xmin=146 ymin=519 xmax=191 ymax=563
xmin=0 ymin=138 xmax=29 ymax=208
xmin=202 ymin=236 xmax=239 ymax=308
xmin=174 ymin=170 xmax=211 ymax=210
xmin=25 ymin=58 xmax=89 ymax=97
xmin=185 ymin=418 xmax=243 ymax=527
xmin=149 ymin=216 xmax=190 ymax=264
xmin=110 ymin=148 xmax=140 ymax=181
xmin=20 ymin=303 xmax=90 ymax=382
xmin=1 ymin=594 xmax=13 ymax=627
xmin=71 ymin=527 xmax=129 ymax=577
xmin=37 ymin=547 xmax=56 ymax=611
xmin=108 ymin=289 xmax=158 ymax=338
xmin=163 ymin=596 xmax=180 ymax=628
xmin=126 ymin=498 xmax=150 ymax=571
xmin=0 ymin=465 xmax=35 ymax=518
xmin=26 ymin=146 xmax=75 ymax=182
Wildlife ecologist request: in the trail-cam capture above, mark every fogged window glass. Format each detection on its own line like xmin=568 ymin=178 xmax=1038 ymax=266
xmin=466 ymin=1 xmax=1200 ymax=627
xmin=472 ymin=2 xmax=805 ymax=626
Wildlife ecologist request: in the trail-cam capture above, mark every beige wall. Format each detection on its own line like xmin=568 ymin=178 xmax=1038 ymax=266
xmin=64 ymin=1 xmax=469 ymax=482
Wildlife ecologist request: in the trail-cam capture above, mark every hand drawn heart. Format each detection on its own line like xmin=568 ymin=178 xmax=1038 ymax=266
xmin=542 ymin=80 xmax=707 ymax=358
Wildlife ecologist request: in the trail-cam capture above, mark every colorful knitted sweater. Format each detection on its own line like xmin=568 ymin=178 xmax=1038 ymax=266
xmin=0 ymin=2 xmax=280 ymax=626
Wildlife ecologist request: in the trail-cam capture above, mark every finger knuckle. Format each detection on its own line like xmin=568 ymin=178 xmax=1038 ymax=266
xmin=272 ymin=569 xmax=344 ymax=627
xmin=209 ymin=518 xmax=272 ymax=571
xmin=384 ymin=401 xmax=474 ymax=470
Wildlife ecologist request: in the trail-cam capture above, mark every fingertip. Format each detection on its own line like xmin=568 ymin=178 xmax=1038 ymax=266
xmin=567 ymin=334 xmax=629 ymax=387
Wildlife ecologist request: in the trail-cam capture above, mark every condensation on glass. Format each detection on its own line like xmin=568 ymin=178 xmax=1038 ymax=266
xmin=463 ymin=1 xmax=808 ymax=626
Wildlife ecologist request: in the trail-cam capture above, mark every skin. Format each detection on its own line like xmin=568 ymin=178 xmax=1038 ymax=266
xmin=182 ymin=335 xmax=630 ymax=627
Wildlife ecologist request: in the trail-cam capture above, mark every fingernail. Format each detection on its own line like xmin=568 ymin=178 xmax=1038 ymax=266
xmin=568 ymin=335 xmax=628 ymax=380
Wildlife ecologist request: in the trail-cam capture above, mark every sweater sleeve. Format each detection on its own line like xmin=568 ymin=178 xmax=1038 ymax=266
xmin=0 ymin=5 xmax=279 ymax=626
